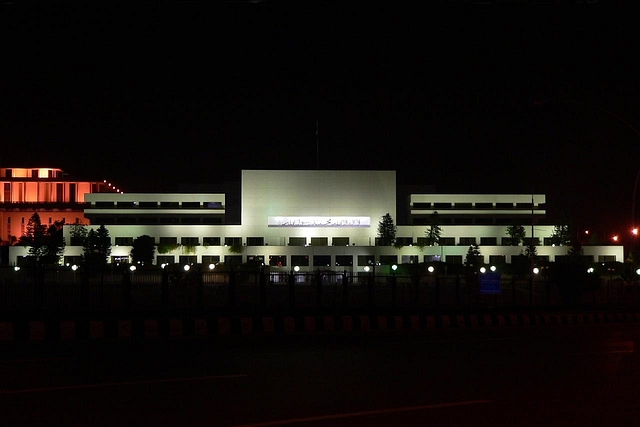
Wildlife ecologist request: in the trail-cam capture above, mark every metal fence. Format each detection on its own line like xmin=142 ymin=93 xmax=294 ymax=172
xmin=1 ymin=266 xmax=639 ymax=314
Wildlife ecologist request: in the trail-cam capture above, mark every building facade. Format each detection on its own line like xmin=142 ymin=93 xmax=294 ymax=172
xmin=7 ymin=169 xmax=624 ymax=270
xmin=0 ymin=167 xmax=116 ymax=245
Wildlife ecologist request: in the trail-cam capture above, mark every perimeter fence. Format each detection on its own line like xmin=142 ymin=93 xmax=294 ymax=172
xmin=2 ymin=265 xmax=639 ymax=315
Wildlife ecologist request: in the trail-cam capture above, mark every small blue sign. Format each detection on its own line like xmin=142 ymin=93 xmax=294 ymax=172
xmin=480 ymin=272 xmax=501 ymax=294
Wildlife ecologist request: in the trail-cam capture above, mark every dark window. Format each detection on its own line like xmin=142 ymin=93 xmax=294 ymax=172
xmin=502 ymin=237 xmax=513 ymax=246
xmin=379 ymin=255 xmax=397 ymax=265
xmin=64 ymin=255 xmax=83 ymax=265
xmin=454 ymin=218 xmax=473 ymax=225
xmin=413 ymin=202 xmax=432 ymax=209
xmin=181 ymin=218 xmax=202 ymax=224
xmin=159 ymin=237 xmax=178 ymax=245
xmin=516 ymin=203 xmax=533 ymax=209
xmin=598 ymin=255 xmax=616 ymax=263
xmin=416 ymin=237 xmax=428 ymax=246
xmin=446 ymin=255 xmax=463 ymax=265
xmin=115 ymin=237 xmax=134 ymax=246
xmin=247 ymin=255 xmax=265 ymax=263
xmin=454 ymin=203 xmax=472 ymax=209
xmin=495 ymin=218 xmax=513 ymax=225
xmin=205 ymin=202 xmax=223 ymax=208
xmin=5 ymin=169 xmax=12 ymax=177
xmin=523 ymin=238 xmax=541 ymax=247
xmin=157 ymin=255 xmax=174 ymax=265
xmin=313 ymin=255 xmax=331 ymax=267
xmin=182 ymin=202 xmax=200 ymax=208
xmin=289 ymin=237 xmax=306 ymax=246
xmin=160 ymin=202 xmax=179 ymax=208
xmin=434 ymin=202 xmax=451 ymax=209
xmin=395 ymin=237 xmax=413 ymax=246
xmin=310 ymin=237 xmax=328 ymax=246
xmin=203 ymin=237 xmax=221 ymax=246
xmin=139 ymin=202 xmax=157 ymax=208
xmin=202 ymin=255 xmax=221 ymax=265
xmin=31 ymin=169 xmax=38 ymax=178
xmin=224 ymin=255 xmax=242 ymax=265
xmin=225 ymin=237 xmax=242 ymax=246
xmin=489 ymin=255 xmax=506 ymax=265
xmin=402 ymin=255 xmax=419 ymax=264
xmin=179 ymin=255 xmax=197 ymax=265
xmin=117 ymin=201 xmax=135 ymax=208
xmin=335 ymin=255 xmax=352 ymax=266
xmin=291 ymin=255 xmax=309 ymax=267
xmin=474 ymin=218 xmax=493 ymax=225
xmin=138 ymin=217 xmax=158 ymax=224
xmin=247 ymin=237 xmax=265 ymax=246
xmin=202 ymin=217 xmax=223 ymax=224
xmin=332 ymin=237 xmax=350 ymax=246
xmin=440 ymin=237 xmax=455 ymax=246
xmin=96 ymin=201 xmax=114 ymax=208
xmin=475 ymin=203 xmax=493 ymax=209
xmin=160 ymin=217 xmax=179 ymax=224
xmin=480 ymin=237 xmax=497 ymax=246
xmin=357 ymin=255 xmax=374 ymax=266
xmin=181 ymin=237 xmax=199 ymax=246
xmin=459 ymin=237 xmax=476 ymax=246
xmin=496 ymin=203 xmax=513 ymax=209
xmin=269 ymin=255 xmax=287 ymax=267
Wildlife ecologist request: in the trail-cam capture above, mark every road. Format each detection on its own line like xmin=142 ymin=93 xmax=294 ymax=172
xmin=2 ymin=324 xmax=640 ymax=426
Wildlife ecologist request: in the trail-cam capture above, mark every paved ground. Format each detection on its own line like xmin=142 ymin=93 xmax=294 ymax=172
xmin=2 ymin=322 xmax=640 ymax=426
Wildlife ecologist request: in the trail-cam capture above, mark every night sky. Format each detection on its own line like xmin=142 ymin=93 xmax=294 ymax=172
xmin=2 ymin=2 xmax=640 ymax=236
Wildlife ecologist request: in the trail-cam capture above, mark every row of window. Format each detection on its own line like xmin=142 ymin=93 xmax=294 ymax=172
xmin=59 ymin=253 xmax=616 ymax=268
xmin=93 ymin=201 xmax=223 ymax=208
xmin=93 ymin=217 xmax=224 ymax=225
xmin=412 ymin=217 xmax=542 ymax=225
xmin=2 ymin=168 xmax=60 ymax=178
xmin=412 ymin=202 xmax=546 ymax=209
xmin=106 ymin=236 xmax=551 ymax=247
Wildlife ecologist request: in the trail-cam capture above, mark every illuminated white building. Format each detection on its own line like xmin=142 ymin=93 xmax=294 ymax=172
xmin=7 ymin=170 xmax=623 ymax=270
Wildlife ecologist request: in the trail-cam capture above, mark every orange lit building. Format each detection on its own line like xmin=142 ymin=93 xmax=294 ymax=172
xmin=0 ymin=167 xmax=116 ymax=245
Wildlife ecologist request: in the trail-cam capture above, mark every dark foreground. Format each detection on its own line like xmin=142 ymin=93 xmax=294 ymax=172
xmin=3 ymin=322 xmax=640 ymax=426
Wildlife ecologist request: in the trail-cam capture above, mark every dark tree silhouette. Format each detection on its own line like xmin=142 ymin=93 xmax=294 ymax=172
xmin=83 ymin=225 xmax=112 ymax=266
xmin=131 ymin=234 xmax=156 ymax=266
xmin=377 ymin=213 xmax=396 ymax=246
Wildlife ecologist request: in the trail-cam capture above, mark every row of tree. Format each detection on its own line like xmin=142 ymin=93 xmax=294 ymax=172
xmin=18 ymin=213 xmax=113 ymax=268
xmin=17 ymin=212 xmax=579 ymax=268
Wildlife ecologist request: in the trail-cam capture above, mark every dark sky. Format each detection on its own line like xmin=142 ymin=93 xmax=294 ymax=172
xmin=2 ymin=1 xmax=640 ymax=235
